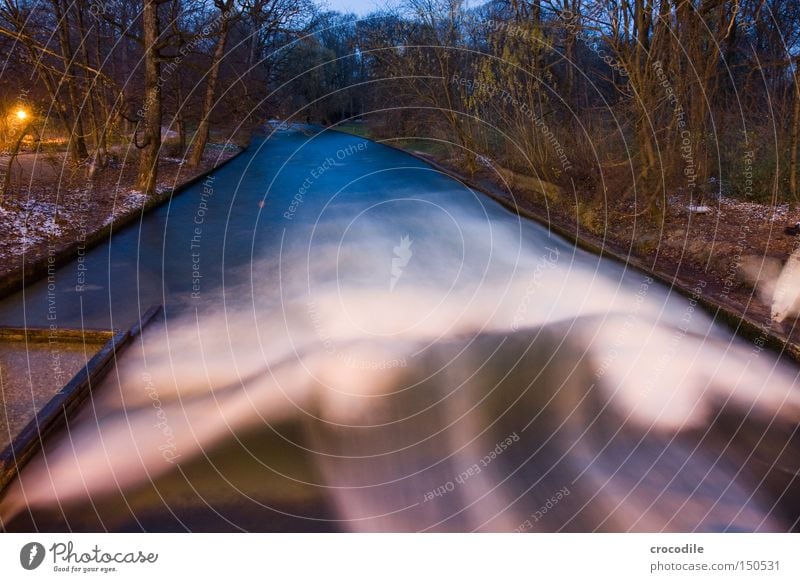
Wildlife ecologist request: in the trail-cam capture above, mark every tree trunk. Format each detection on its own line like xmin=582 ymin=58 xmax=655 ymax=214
xmin=176 ymin=79 xmax=187 ymax=155
xmin=53 ymin=0 xmax=89 ymax=163
xmin=188 ymin=3 xmax=233 ymax=168
xmin=76 ymin=3 xmax=107 ymax=177
xmin=790 ymin=58 xmax=800 ymax=201
xmin=136 ymin=0 xmax=163 ymax=195
xmin=1 ymin=122 xmax=30 ymax=201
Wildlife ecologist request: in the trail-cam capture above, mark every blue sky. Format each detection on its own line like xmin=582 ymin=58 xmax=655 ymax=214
xmin=321 ymin=0 xmax=481 ymax=16
xmin=321 ymin=0 xmax=395 ymax=16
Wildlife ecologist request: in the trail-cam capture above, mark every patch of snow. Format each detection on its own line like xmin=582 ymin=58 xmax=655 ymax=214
xmin=0 ymin=199 xmax=64 ymax=254
xmin=103 ymin=189 xmax=149 ymax=225
xmin=718 ymin=195 xmax=790 ymax=222
xmin=206 ymin=142 xmax=239 ymax=151
xmin=476 ymin=154 xmax=493 ymax=168
xmin=267 ymin=120 xmax=291 ymax=131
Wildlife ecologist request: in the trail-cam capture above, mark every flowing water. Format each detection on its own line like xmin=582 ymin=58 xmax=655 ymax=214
xmin=0 ymin=125 xmax=798 ymax=532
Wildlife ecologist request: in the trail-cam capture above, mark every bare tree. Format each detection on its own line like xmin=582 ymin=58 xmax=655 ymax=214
xmin=188 ymin=0 xmax=237 ymax=167
xmin=136 ymin=0 xmax=171 ymax=195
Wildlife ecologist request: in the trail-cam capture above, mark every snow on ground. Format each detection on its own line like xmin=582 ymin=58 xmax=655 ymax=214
xmin=102 ymin=189 xmax=151 ymax=225
xmin=0 ymin=145 xmax=243 ymax=281
xmin=0 ymin=200 xmax=64 ymax=255
xmin=666 ymin=192 xmax=792 ymax=223
xmin=718 ymin=195 xmax=791 ymax=222
xmin=205 ymin=142 xmax=241 ymax=153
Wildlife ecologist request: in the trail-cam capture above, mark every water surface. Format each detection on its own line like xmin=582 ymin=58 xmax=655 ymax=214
xmin=2 ymin=126 xmax=797 ymax=533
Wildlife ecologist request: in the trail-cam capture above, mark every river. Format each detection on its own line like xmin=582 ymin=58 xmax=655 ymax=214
xmin=1 ymin=125 xmax=798 ymax=532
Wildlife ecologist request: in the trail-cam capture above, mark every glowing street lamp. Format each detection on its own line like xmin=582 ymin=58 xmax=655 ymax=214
xmin=15 ymin=109 xmax=27 ymax=121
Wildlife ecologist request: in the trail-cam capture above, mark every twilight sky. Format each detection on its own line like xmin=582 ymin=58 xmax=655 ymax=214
xmin=321 ymin=0 xmax=395 ymax=16
xmin=321 ymin=0 xmax=481 ymax=16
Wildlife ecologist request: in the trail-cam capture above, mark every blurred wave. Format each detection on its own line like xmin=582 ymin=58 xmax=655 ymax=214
xmin=2 ymin=194 xmax=799 ymax=533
